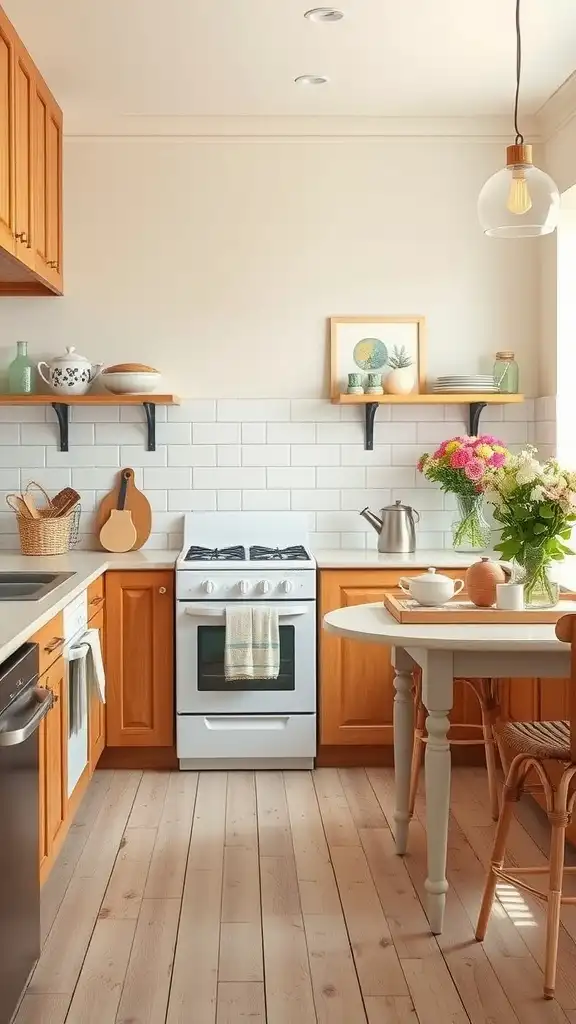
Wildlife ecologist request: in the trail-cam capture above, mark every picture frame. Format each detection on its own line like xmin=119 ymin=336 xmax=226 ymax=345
xmin=329 ymin=315 xmax=427 ymax=399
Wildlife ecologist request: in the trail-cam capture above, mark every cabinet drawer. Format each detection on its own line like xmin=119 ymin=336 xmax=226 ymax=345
xmin=32 ymin=611 xmax=65 ymax=678
xmin=177 ymin=713 xmax=316 ymax=761
xmin=87 ymin=576 xmax=105 ymax=621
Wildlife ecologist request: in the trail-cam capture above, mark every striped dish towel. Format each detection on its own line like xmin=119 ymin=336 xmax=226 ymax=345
xmin=224 ymin=606 xmax=280 ymax=681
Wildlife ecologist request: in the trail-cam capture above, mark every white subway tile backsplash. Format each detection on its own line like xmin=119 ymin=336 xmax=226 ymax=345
xmin=241 ymin=423 xmax=266 ymax=444
xmin=168 ymin=446 xmax=216 ymax=467
xmin=316 ymin=466 xmax=365 ymax=489
xmin=291 ymin=445 xmax=340 ymax=466
xmin=193 ymin=422 xmax=240 ymax=444
xmin=340 ymin=445 xmax=390 ymax=466
xmin=0 ymin=513 xmax=19 ymax=534
xmin=267 ymin=467 xmax=315 ymax=489
xmin=1 ymin=446 xmax=45 ymax=467
xmin=218 ymin=399 xmax=290 ymax=422
xmin=242 ymin=490 xmax=291 ymax=510
xmin=217 ymin=446 xmax=241 ymax=467
xmin=534 ymin=421 xmax=556 ymax=445
xmin=194 ymin=467 xmax=266 ymax=490
xmin=267 ymin=422 xmax=316 ymax=444
xmin=242 ymin=445 xmax=290 ymax=467
xmin=143 ymin=468 xmax=191 ymax=489
xmin=217 ymin=490 xmax=242 ymax=511
xmin=0 ymin=397 xmax=534 ymax=550
xmin=168 ymin=490 xmax=217 ymax=512
xmin=292 ymin=490 xmax=340 ymax=511
xmin=168 ymin=400 xmax=216 ymax=422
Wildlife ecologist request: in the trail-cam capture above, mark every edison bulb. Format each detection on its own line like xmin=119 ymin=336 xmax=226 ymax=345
xmin=507 ymin=168 xmax=532 ymax=215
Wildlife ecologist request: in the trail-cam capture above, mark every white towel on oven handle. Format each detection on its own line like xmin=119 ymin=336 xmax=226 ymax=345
xmin=80 ymin=628 xmax=106 ymax=703
xmin=68 ymin=642 xmax=89 ymax=735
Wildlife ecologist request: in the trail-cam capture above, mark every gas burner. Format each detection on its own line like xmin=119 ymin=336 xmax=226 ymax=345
xmin=185 ymin=545 xmax=246 ymax=562
xmin=249 ymin=545 xmax=310 ymax=562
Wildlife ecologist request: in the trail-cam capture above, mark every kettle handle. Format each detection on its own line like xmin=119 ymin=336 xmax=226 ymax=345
xmin=398 ymin=578 xmax=412 ymax=594
xmin=412 ymin=509 xmax=420 ymax=524
xmin=37 ymin=361 xmax=52 ymax=387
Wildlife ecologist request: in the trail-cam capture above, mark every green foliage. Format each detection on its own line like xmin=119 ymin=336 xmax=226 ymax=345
xmin=387 ymin=344 xmax=413 ymax=370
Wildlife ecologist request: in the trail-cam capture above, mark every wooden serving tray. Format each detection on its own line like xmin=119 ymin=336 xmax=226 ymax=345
xmin=383 ymin=591 xmax=576 ymax=625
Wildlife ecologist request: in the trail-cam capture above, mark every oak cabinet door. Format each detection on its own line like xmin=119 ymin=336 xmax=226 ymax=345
xmin=0 ymin=10 xmax=15 ymax=255
xmin=14 ymin=44 xmax=33 ymax=268
xmin=43 ymin=657 xmax=67 ymax=853
xmin=105 ymin=571 xmax=174 ymax=747
xmin=33 ymin=76 xmax=62 ymax=291
xmin=88 ymin=606 xmax=106 ymax=771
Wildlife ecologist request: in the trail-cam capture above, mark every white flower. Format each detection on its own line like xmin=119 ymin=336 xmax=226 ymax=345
xmin=516 ymin=461 xmax=539 ymax=485
xmin=531 ymin=485 xmax=546 ymax=502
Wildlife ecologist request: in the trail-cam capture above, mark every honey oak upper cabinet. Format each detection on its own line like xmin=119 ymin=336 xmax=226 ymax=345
xmin=105 ymin=571 xmax=174 ymax=748
xmin=0 ymin=4 xmax=62 ymax=294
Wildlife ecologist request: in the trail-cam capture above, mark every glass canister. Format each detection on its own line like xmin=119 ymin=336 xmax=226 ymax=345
xmin=8 ymin=341 xmax=35 ymax=394
xmin=493 ymin=351 xmax=519 ymax=393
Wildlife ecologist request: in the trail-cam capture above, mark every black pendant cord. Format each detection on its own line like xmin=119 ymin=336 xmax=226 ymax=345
xmin=514 ymin=0 xmax=524 ymax=144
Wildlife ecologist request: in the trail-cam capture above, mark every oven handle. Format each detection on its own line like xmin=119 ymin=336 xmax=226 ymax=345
xmin=183 ymin=605 xmax=309 ymax=619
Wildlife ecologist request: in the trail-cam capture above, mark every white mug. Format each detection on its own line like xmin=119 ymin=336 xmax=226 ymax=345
xmin=496 ymin=582 xmax=524 ymax=611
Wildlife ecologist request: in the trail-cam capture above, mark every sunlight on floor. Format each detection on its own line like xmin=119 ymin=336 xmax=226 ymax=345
xmin=496 ymin=882 xmax=538 ymax=927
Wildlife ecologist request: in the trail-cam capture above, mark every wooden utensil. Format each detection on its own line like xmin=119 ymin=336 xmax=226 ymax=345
xmin=44 ymin=487 xmax=81 ymax=518
xmin=22 ymin=491 xmax=40 ymax=519
xmin=96 ymin=468 xmax=152 ymax=550
xmin=5 ymin=494 xmax=32 ymax=518
xmin=99 ymin=470 xmax=137 ymax=552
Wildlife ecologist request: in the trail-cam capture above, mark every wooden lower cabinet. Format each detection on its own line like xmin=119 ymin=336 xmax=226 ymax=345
xmin=105 ymin=570 xmax=174 ymax=748
xmin=38 ymin=655 xmax=66 ymax=875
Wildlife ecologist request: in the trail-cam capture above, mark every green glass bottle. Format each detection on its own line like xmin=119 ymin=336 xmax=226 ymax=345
xmin=8 ymin=341 xmax=35 ymax=394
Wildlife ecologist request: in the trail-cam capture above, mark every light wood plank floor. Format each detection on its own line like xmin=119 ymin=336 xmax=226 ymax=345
xmin=16 ymin=766 xmax=576 ymax=1024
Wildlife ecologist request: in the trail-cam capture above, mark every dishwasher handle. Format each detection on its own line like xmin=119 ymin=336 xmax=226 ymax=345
xmin=0 ymin=687 xmax=53 ymax=747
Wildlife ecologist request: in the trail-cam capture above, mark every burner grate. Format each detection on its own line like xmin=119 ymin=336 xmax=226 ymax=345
xmin=185 ymin=545 xmax=246 ymax=562
xmin=249 ymin=545 xmax=309 ymax=562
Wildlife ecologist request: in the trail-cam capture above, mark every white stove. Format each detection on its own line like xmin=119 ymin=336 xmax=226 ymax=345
xmin=175 ymin=513 xmax=317 ymax=770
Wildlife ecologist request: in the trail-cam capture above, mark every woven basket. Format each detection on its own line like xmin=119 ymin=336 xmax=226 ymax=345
xmin=6 ymin=483 xmax=80 ymax=556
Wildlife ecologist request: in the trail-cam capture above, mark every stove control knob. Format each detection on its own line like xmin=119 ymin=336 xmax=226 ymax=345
xmin=202 ymin=580 xmax=216 ymax=594
xmin=239 ymin=579 xmax=250 ymax=595
xmin=280 ymin=579 xmax=293 ymax=594
xmin=260 ymin=580 xmax=271 ymax=594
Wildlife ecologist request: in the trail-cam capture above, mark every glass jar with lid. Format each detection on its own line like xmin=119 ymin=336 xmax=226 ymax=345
xmin=493 ymin=351 xmax=519 ymax=393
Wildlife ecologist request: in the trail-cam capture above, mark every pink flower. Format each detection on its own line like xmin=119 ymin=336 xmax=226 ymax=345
xmin=435 ymin=442 xmax=448 ymax=458
xmin=464 ymin=457 xmax=485 ymax=481
xmin=489 ymin=451 xmax=506 ymax=468
xmin=450 ymin=448 xmax=471 ymax=469
xmin=480 ymin=434 xmax=499 ymax=445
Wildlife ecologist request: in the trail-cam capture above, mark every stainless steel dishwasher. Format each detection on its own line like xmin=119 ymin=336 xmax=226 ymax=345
xmin=0 ymin=643 xmax=51 ymax=1024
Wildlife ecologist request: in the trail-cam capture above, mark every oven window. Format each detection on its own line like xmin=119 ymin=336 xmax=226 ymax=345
xmin=197 ymin=625 xmax=296 ymax=690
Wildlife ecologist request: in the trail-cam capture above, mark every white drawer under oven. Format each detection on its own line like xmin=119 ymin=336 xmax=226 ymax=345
xmin=177 ymin=711 xmax=316 ymax=765
xmin=176 ymin=601 xmax=316 ymax=715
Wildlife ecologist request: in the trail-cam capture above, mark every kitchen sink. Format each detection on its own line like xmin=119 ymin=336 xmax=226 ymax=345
xmin=0 ymin=572 xmax=76 ymax=601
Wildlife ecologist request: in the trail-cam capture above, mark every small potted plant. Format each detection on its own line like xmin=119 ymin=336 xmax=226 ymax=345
xmin=384 ymin=345 xmax=415 ymax=395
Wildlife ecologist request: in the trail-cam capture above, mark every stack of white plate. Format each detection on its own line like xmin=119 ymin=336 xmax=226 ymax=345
xmin=433 ymin=375 xmax=498 ymax=394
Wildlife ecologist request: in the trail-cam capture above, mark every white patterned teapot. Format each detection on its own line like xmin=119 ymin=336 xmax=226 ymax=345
xmin=38 ymin=347 xmax=104 ymax=395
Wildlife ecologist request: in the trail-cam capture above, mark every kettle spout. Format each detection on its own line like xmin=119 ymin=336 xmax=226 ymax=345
xmin=359 ymin=507 xmax=383 ymax=533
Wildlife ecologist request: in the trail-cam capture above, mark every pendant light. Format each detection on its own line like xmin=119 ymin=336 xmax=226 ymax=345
xmin=478 ymin=0 xmax=560 ymax=238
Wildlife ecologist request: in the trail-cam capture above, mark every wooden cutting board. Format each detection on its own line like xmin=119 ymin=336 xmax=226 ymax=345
xmin=96 ymin=468 xmax=152 ymax=550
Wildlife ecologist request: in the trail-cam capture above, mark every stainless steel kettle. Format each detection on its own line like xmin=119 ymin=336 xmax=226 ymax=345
xmin=360 ymin=499 xmax=420 ymax=553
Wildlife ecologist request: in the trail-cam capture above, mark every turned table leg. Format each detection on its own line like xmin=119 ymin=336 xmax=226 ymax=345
xmin=422 ymin=650 xmax=454 ymax=934
xmin=392 ymin=648 xmax=415 ymax=855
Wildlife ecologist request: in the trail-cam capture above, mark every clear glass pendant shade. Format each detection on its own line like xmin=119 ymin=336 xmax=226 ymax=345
xmin=478 ymin=162 xmax=560 ymax=238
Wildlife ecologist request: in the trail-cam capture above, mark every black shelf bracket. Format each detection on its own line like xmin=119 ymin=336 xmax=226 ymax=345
xmin=468 ymin=402 xmax=488 ymax=436
xmin=143 ymin=401 xmax=156 ymax=451
xmin=51 ymin=403 xmax=69 ymax=452
xmin=364 ymin=403 xmax=378 ymax=450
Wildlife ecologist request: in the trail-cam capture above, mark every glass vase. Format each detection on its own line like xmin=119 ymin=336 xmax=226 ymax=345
xmin=514 ymin=546 xmax=560 ymax=608
xmin=451 ymin=494 xmax=491 ymax=552
xmin=7 ymin=341 xmax=35 ymax=394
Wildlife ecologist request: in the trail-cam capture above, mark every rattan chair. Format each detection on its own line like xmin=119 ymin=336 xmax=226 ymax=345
xmin=409 ymin=675 xmax=501 ymax=821
xmin=475 ymin=613 xmax=576 ymax=1000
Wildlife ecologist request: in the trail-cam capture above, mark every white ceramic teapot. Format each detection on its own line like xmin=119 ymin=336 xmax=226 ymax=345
xmin=398 ymin=567 xmax=464 ymax=607
xmin=38 ymin=347 xmax=104 ymax=396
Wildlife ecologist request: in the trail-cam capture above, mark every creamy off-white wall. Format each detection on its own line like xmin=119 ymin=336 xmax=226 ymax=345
xmin=0 ymin=135 xmax=539 ymax=396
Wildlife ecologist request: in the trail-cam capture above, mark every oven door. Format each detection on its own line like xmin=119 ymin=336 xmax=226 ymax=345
xmin=176 ymin=601 xmax=316 ymax=714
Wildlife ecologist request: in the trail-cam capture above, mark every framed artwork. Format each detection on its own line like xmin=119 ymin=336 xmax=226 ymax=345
xmin=330 ymin=315 xmax=427 ymax=398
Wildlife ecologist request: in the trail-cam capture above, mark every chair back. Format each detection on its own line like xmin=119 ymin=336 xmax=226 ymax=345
xmin=555 ymin=613 xmax=576 ymax=763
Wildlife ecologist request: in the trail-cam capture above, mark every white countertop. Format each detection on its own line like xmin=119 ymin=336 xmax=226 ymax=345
xmin=0 ymin=550 xmax=178 ymax=663
xmin=314 ymin=549 xmax=485 ymax=569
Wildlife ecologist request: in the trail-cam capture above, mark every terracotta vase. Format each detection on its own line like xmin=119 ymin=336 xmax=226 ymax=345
xmin=465 ymin=557 xmax=509 ymax=607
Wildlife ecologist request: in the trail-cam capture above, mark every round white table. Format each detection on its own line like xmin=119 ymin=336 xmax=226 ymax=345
xmin=323 ymin=602 xmax=570 ymax=934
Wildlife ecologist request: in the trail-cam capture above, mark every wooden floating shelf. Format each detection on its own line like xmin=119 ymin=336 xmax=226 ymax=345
xmin=333 ymin=393 xmax=524 ymax=405
xmin=0 ymin=394 xmax=181 ymax=451
xmin=331 ymin=393 xmax=524 ymax=450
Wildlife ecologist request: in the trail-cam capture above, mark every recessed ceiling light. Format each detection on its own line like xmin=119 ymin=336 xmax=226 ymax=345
xmin=304 ymin=7 xmax=344 ymax=22
xmin=294 ymin=74 xmax=329 ymax=85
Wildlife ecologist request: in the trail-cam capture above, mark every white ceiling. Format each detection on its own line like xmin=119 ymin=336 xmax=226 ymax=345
xmin=5 ymin=0 xmax=576 ymax=120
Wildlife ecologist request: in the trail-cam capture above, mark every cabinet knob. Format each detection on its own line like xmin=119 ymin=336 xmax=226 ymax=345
xmin=48 ymin=260 xmax=59 ymax=270
xmin=15 ymin=231 xmax=28 ymax=244
xmin=159 ymin=586 xmax=167 ymax=594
